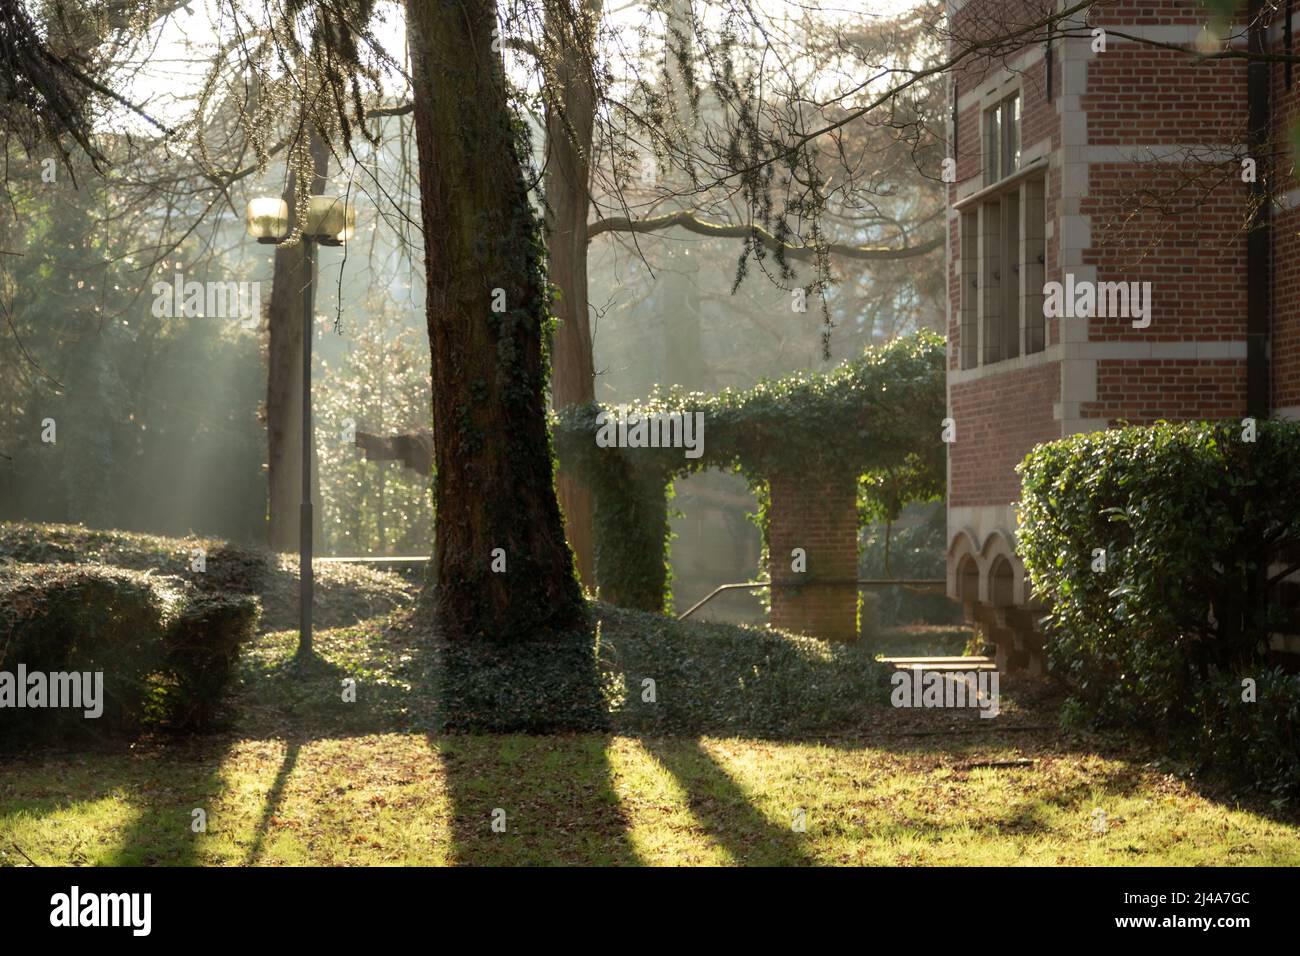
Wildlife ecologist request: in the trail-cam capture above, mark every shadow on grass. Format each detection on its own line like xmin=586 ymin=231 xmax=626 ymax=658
xmin=640 ymin=736 xmax=815 ymax=865
xmin=422 ymin=619 xmax=641 ymax=865
xmin=233 ymin=627 xmax=428 ymax=741
xmin=437 ymin=734 xmax=640 ymax=865
xmin=7 ymin=600 xmax=1297 ymax=867
xmin=11 ymin=648 xmax=362 ymax=866
xmin=242 ymin=737 xmax=302 ymax=865
xmin=0 ymin=738 xmax=238 ymax=867
xmin=100 ymin=740 xmax=231 ymax=866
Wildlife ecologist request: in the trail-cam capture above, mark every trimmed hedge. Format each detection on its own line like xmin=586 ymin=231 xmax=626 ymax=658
xmin=0 ymin=563 xmax=259 ymax=745
xmin=0 ymin=522 xmax=411 ymax=632
xmin=0 ymin=564 xmax=169 ymax=739
xmin=164 ymin=592 xmax=261 ymax=730
xmin=1019 ymin=419 xmax=1300 ymax=795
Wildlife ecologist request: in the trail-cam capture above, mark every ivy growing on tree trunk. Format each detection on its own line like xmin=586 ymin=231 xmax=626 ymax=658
xmin=407 ymin=0 xmax=584 ymax=641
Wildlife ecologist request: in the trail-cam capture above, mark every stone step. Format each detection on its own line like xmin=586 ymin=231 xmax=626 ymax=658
xmin=880 ymin=656 xmax=998 ymax=672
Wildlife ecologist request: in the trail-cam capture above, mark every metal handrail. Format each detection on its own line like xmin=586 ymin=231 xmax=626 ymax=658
xmin=676 ymin=578 xmax=946 ymax=621
xmin=308 ymin=560 xmax=946 ymax=623
xmin=316 ymin=556 xmax=429 ymax=564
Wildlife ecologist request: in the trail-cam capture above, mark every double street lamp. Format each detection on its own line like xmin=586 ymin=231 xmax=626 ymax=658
xmin=246 ymin=195 xmax=356 ymax=659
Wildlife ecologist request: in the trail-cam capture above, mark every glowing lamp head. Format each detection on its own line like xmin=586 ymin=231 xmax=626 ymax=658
xmin=245 ymin=197 xmax=290 ymax=244
xmin=306 ymin=196 xmax=356 ymax=246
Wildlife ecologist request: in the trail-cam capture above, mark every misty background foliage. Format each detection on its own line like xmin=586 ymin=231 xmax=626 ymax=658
xmin=1 ymin=1 xmax=949 ymax=605
xmin=317 ymin=299 xmax=432 ymax=556
xmin=0 ymin=156 xmax=266 ymax=541
xmin=0 ymin=136 xmax=430 ymax=554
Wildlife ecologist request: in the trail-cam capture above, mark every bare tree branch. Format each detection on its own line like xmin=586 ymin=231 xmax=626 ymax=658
xmin=587 ymin=209 xmax=942 ymax=261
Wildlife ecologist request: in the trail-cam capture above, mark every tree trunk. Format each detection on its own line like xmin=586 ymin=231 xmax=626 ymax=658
xmin=544 ymin=0 xmax=601 ymax=589
xmin=407 ymin=0 xmax=585 ymax=641
xmin=266 ymin=133 xmax=327 ymax=552
xmin=660 ymin=0 xmax=706 ymax=391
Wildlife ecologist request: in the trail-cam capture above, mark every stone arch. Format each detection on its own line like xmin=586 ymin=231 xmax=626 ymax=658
xmin=988 ymin=554 xmax=1016 ymax=607
xmin=946 ymin=526 xmax=982 ymax=601
xmin=955 ymin=553 xmax=980 ymax=603
xmin=979 ymin=528 xmax=1027 ymax=606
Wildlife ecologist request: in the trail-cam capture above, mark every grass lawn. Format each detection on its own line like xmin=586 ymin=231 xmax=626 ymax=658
xmin=2 ymin=523 xmax=1297 ymax=867
xmin=4 ymin=731 xmax=1298 ymax=866
xmin=2 ymin=612 xmax=1298 ymax=866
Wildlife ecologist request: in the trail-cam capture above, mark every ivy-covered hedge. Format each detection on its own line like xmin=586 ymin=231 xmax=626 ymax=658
xmin=0 ymin=564 xmax=168 ymax=739
xmin=164 ymin=592 xmax=261 ymax=731
xmin=0 ymin=522 xmax=411 ymax=632
xmin=1019 ymin=420 xmax=1300 ymax=796
xmin=430 ymin=601 xmax=895 ymax=735
xmin=554 ymin=331 xmax=946 ymax=612
xmin=0 ymin=563 xmax=260 ymax=745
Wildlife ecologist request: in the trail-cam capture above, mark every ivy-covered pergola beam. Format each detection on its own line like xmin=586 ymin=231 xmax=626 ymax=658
xmin=552 ymin=331 xmax=947 ymax=619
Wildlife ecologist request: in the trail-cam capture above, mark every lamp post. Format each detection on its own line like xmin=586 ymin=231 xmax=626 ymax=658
xmin=247 ymin=195 xmax=356 ymax=660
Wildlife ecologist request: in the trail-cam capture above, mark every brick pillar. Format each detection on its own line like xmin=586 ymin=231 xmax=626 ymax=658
xmin=767 ymin=472 xmax=859 ymax=641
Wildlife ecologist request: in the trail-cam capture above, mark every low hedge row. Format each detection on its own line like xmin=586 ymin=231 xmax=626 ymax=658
xmin=0 ymin=522 xmax=414 ymax=633
xmin=1019 ymin=420 xmax=1300 ymax=796
xmin=0 ymin=563 xmax=259 ymax=745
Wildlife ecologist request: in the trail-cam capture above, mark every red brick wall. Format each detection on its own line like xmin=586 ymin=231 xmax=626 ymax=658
xmin=1274 ymin=206 xmax=1300 ymax=410
xmin=1081 ymin=46 xmax=1245 ymax=145
xmin=767 ymin=473 xmax=859 ymax=641
xmin=1080 ymin=163 xmax=1247 ymax=342
xmin=1272 ymin=22 xmax=1300 ymax=412
xmin=949 ymin=363 xmax=1062 ymax=507
xmin=1080 ymin=359 xmax=1247 ymax=423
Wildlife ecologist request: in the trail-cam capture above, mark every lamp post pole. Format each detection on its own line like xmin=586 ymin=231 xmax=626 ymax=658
xmin=299 ymin=236 xmax=315 ymax=659
xmin=246 ymin=194 xmax=353 ymax=663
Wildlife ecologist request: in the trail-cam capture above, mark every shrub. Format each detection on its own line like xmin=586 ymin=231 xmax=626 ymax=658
xmin=164 ymin=592 xmax=261 ymax=730
xmin=1193 ymin=668 xmax=1300 ymax=799
xmin=195 ymin=545 xmax=268 ymax=595
xmin=0 ymin=522 xmax=411 ymax=633
xmin=0 ymin=564 xmax=171 ymax=741
xmin=0 ymin=563 xmax=259 ymax=745
xmin=1019 ymin=420 xmax=1300 ymax=793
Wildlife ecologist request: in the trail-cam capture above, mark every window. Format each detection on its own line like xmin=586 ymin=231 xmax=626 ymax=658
xmin=983 ymin=94 xmax=1020 ymax=186
xmin=1022 ymin=177 xmax=1046 ymax=355
xmin=957 ymin=92 xmax=1044 ymax=370
xmin=960 ymin=212 xmax=978 ymax=370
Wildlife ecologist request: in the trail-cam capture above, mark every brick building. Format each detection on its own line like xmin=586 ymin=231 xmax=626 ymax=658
xmin=944 ymin=0 xmax=1298 ymax=669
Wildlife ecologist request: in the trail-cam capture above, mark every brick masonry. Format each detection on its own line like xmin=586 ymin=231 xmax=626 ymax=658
xmin=767 ymin=473 xmax=859 ymax=641
xmin=950 ymin=363 xmax=1062 ymax=508
xmin=944 ymin=0 xmax=1299 ymax=663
